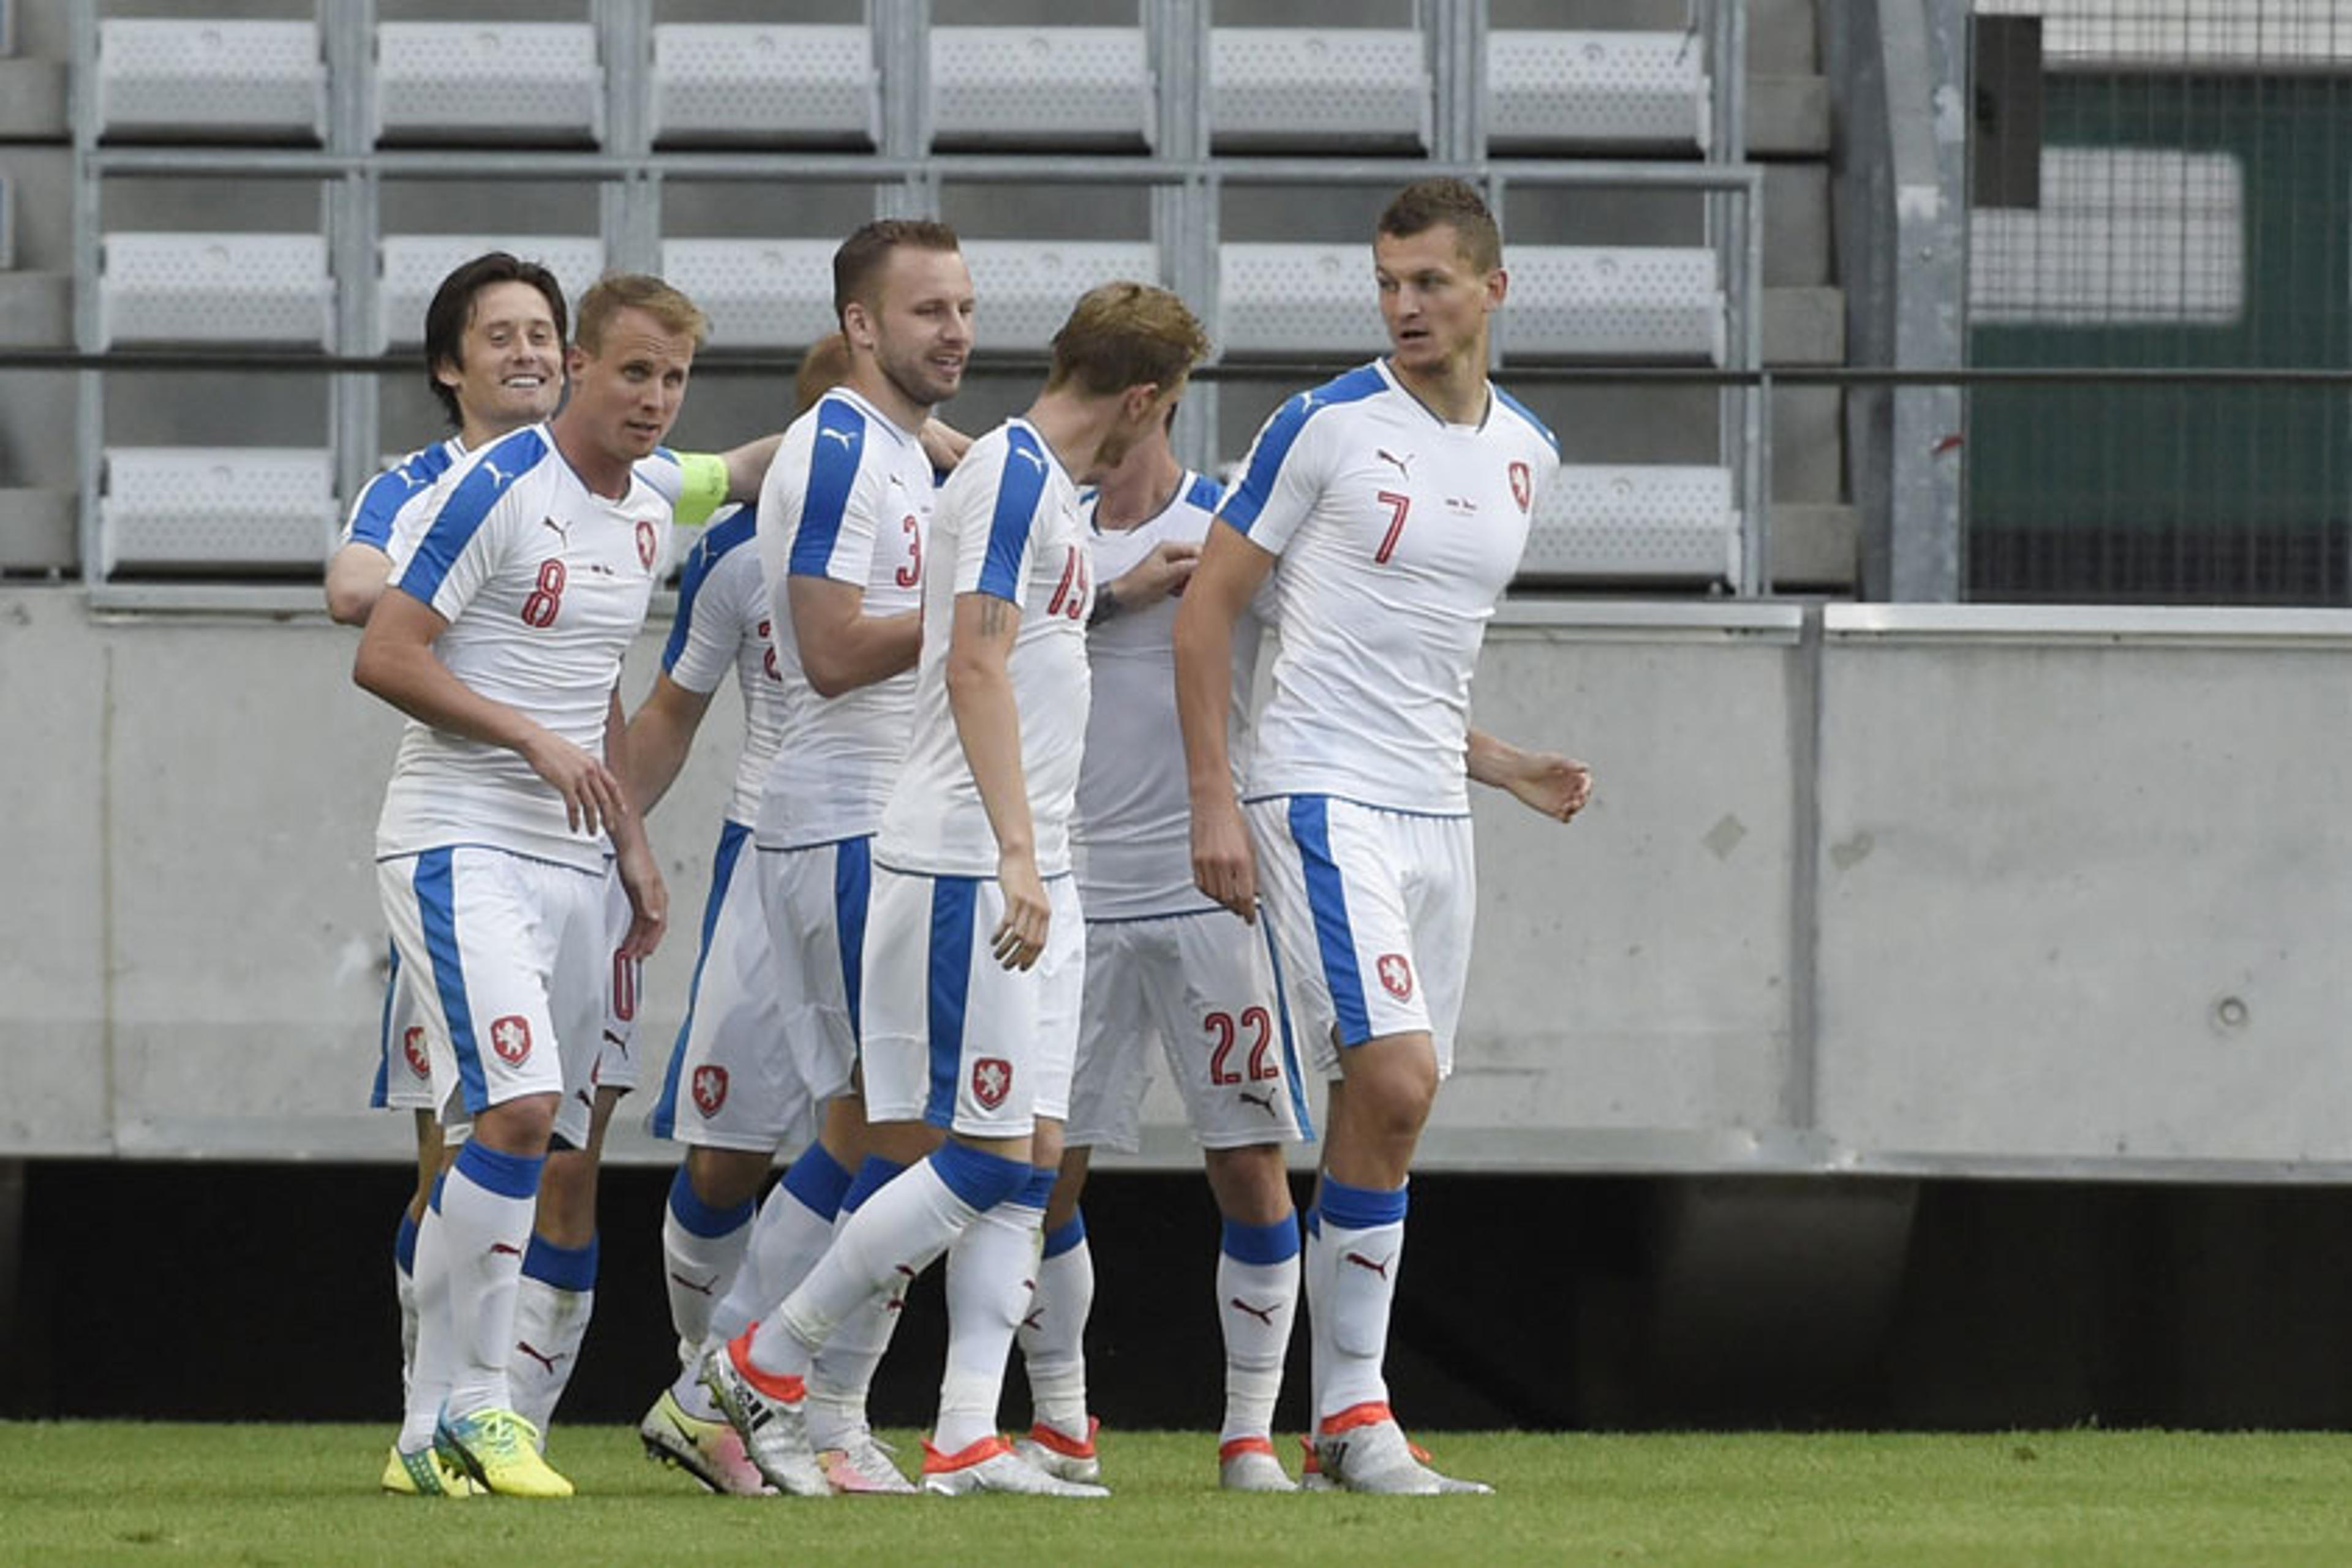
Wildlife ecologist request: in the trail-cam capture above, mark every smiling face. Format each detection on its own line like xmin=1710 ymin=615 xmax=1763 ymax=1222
xmin=559 ymin=304 xmax=697 ymax=480
xmin=434 ymin=279 xmax=563 ymax=445
xmin=847 ymin=244 xmax=975 ymax=424
xmin=1374 ymin=223 xmax=1506 ymax=385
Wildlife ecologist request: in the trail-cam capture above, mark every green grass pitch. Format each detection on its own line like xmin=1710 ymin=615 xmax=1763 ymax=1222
xmin=6 ymin=1424 xmax=2352 ymax=1567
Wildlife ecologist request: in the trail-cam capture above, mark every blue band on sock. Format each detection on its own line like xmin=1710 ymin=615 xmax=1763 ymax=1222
xmin=454 ymin=1139 xmax=545 ymax=1200
xmin=1016 ymin=1164 xmax=1055 ymax=1210
xmin=1316 ymin=1175 xmax=1408 ymax=1231
xmin=781 ymin=1144 xmax=856 ymax=1221
xmin=521 ymin=1232 xmax=599 ymax=1292
xmin=842 ymin=1155 xmax=907 ymax=1215
xmin=928 ymin=1141 xmax=1031 ymax=1212
xmin=1042 ymin=1212 xmax=1087 ymax=1260
xmin=666 ymin=1164 xmax=755 ymax=1240
xmin=428 ymin=1171 xmax=447 ymax=1215
xmin=1222 ymin=1212 xmax=1301 ymax=1266
xmin=394 ymin=1210 xmax=420 ymax=1276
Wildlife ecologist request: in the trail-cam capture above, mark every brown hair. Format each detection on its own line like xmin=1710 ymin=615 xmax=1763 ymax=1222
xmin=1043 ymin=282 xmax=1209 ymax=399
xmin=832 ymin=219 xmax=963 ymax=328
xmin=1377 ymin=177 xmax=1502 ymax=274
xmin=793 ymin=331 xmax=854 ymax=416
xmin=574 ymin=273 xmax=709 ymax=355
xmin=423 ymin=252 xmax=566 ymax=430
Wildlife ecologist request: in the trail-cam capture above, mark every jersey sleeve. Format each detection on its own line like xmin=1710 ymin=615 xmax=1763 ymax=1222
xmin=341 ymin=444 xmax=453 ymax=552
xmin=662 ymin=516 xmax=756 ymax=693
xmin=782 ymin=398 xmax=885 ymax=586
xmin=393 ymin=434 xmax=541 ymax=621
xmin=1216 ymin=391 xmax=1332 ymax=556
xmin=956 ymin=431 xmax=1050 ymax=603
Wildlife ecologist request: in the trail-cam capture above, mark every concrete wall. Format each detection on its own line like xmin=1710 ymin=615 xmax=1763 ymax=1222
xmin=10 ymin=592 xmax=2352 ymax=1177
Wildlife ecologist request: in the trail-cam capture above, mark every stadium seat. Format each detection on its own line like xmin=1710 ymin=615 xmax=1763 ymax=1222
xmin=374 ymin=22 xmax=603 ymax=147
xmin=96 ymin=18 xmax=324 ymax=144
xmin=1216 ymin=243 xmax=1723 ymax=363
xmin=957 ymin=240 xmax=1161 ymax=351
xmin=1210 ymin=28 xmax=1429 ymax=152
xmin=649 ymin=23 xmax=878 ymax=148
xmin=929 ymin=26 xmax=1153 ymax=150
xmin=100 ymin=447 xmax=336 ymax=573
xmin=1517 ymin=464 xmax=1740 ymax=586
xmin=376 ymin=235 xmax=606 ymax=353
xmin=1487 ymin=30 xmax=1708 ymax=154
xmin=657 ymin=238 xmax=837 ymax=349
xmin=99 ymin=232 xmax=332 ymax=349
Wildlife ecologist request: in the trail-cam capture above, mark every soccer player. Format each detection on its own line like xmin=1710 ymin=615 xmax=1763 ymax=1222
xmin=1174 ymin=179 xmax=1593 ymax=1495
xmin=1012 ymin=401 xmax=1310 ymax=1493
xmin=702 ymin=281 xmax=1208 ymax=1499
xmin=355 ymin=273 xmax=711 ymax=1498
xmin=327 ymin=255 xmax=771 ymax=1493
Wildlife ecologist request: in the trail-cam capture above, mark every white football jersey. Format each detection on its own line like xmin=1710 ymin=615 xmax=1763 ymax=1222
xmin=752 ymin=387 xmax=935 ymax=851
xmin=1072 ymin=470 xmax=1265 ymax=921
xmin=340 ymin=437 xmax=464 ymax=557
xmin=876 ymin=418 xmax=1092 ymax=879
xmin=375 ymin=423 xmax=685 ymax=872
xmin=661 ymin=504 xmax=785 ymax=828
xmin=1220 ymin=359 xmax=1558 ymax=815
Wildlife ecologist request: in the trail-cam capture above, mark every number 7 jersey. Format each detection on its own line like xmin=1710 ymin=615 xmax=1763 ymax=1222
xmin=1218 ymin=359 xmax=1558 ymax=816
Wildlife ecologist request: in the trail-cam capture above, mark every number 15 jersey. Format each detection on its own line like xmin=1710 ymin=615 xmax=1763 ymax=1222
xmin=1218 ymin=359 xmax=1558 ymax=816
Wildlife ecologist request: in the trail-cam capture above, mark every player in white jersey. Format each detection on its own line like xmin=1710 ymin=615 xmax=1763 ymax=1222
xmin=1175 ymin=181 xmax=1594 ymax=1495
xmin=1008 ymin=402 xmax=1310 ymax=1493
xmin=326 ymin=255 xmax=771 ymax=1496
xmin=630 ymin=320 xmax=969 ymax=1496
xmin=702 ymin=282 xmax=1209 ymax=1500
xmin=356 ymin=274 xmax=711 ymax=1499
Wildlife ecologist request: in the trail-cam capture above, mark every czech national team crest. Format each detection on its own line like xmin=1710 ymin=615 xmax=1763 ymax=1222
xmin=692 ymin=1064 xmax=729 ymax=1117
xmin=489 ymin=1014 xmax=533 ymax=1065
xmin=971 ymin=1057 xmax=1013 ymax=1110
xmin=635 ymin=519 xmax=659 ymax=570
xmin=1507 ymin=461 xmax=1532 ymax=514
xmin=402 ymin=1025 xmax=430 ymax=1080
xmin=1376 ymin=952 xmax=1415 ymax=1001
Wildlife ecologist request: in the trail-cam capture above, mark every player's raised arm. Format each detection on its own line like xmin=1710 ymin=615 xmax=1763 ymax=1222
xmin=718 ymin=432 xmax=783 ymax=504
xmin=1174 ymin=519 xmax=1276 ymax=921
xmin=1466 ymin=726 xmax=1593 ymax=823
xmin=946 ymin=588 xmax=1047 ymax=970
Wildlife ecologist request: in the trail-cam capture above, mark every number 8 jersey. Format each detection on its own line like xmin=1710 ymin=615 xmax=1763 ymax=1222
xmin=1219 ymin=359 xmax=1559 ymax=816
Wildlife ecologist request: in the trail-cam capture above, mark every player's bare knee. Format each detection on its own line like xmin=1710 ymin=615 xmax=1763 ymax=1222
xmin=472 ymin=1093 xmax=559 ymax=1156
xmin=1204 ymin=1144 xmax=1293 ymax=1225
xmin=867 ymin=1117 xmax=944 ymax=1168
xmin=684 ymin=1144 xmax=769 ymax=1211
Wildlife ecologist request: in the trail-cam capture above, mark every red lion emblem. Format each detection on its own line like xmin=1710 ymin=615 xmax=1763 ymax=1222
xmin=401 ymin=1025 xmax=430 ymax=1080
xmin=1507 ymin=461 xmax=1532 ymax=513
xmin=636 ymin=519 xmax=659 ymax=570
xmin=692 ymin=1065 xmax=729 ymax=1117
xmin=1376 ymin=953 xmax=1415 ymax=1001
xmin=489 ymin=1014 xmax=532 ymax=1066
xmin=971 ymin=1057 xmax=1013 ymax=1110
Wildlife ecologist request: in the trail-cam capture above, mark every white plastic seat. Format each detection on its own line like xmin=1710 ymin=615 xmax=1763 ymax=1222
xmin=650 ymin=23 xmax=878 ymax=148
xmin=102 ymin=447 xmax=336 ymax=573
xmin=657 ymin=238 xmax=837 ymax=349
xmin=1215 ymin=243 xmax=1722 ymax=364
xmin=374 ymin=23 xmax=603 ymax=147
xmin=1210 ymin=28 xmax=1428 ymax=152
xmin=930 ymin=26 xmax=1153 ymax=150
xmin=99 ymin=232 xmax=332 ymax=349
xmin=1487 ymin=30 xmax=1708 ymax=153
xmin=97 ymin=19 xmax=324 ymax=143
xmin=958 ymin=240 xmax=1161 ymax=352
xmin=1518 ymin=465 xmax=1740 ymax=585
xmin=377 ymin=235 xmax=606 ymax=353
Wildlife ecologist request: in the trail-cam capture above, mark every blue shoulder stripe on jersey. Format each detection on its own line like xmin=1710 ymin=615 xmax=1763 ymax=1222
xmin=350 ymin=444 xmax=457 ymax=549
xmin=1220 ymin=364 xmax=1388 ymax=533
xmin=978 ymin=426 xmax=1052 ymax=601
xmin=398 ymin=428 xmax=548 ymax=604
xmin=788 ymin=397 xmax=867 ymax=578
xmin=662 ymin=506 xmax=758 ymax=673
xmin=1182 ymin=471 xmax=1223 ymax=514
xmin=1492 ymin=384 xmax=1561 ymax=456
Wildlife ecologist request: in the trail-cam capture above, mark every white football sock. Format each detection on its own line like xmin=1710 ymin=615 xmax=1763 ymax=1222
xmin=1311 ymin=1178 xmax=1408 ymax=1423
xmin=508 ymin=1233 xmax=597 ymax=1437
xmin=436 ymin=1140 xmax=543 ymax=1420
xmin=1216 ymin=1213 xmax=1300 ymax=1445
xmin=935 ymin=1188 xmax=1046 ymax=1455
xmin=1017 ymin=1210 xmax=1092 ymax=1439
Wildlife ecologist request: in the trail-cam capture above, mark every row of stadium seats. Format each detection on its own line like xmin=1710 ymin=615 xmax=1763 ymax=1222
xmin=96 ymin=18 xmax=1710 ymax=155
xmin=97 ymin=446 xmax=1739 ymax=587
xmin=97 ymin=231 xmax=1727 ymax=364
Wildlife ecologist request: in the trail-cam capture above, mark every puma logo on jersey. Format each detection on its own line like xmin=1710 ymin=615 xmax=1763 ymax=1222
xmin=539 ymin=516 xmax=570 ymax=543
xmin=482 ymin=458 xmax=517 ymax=488
xmin=818 ymin=427 xmax=857 ymax=450
xmin=1009 ymin=445 xmax=1048 ymax=475
xmin=1376 ymin=448 xmax=1414 ymax=481
xmin=1343 ymin=1250 xmax=1392 ymax=1280
xmin=1238 ymin=1088 xmax=1278 ymax=1118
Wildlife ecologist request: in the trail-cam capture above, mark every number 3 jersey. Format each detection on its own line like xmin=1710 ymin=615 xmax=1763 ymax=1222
xmin=877 ymin=417 xmax=1093 ymax=880
xmin=1219 ymin=358 xmax=1558 ymax=816
xmin=374 ymin=423 xmax=688 ymax=872
xmin=751 ymin=386 xmax=935 ymax=851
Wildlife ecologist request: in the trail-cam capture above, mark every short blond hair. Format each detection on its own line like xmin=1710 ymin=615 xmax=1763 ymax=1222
xmin=1044 ymin=282 xmax=1209 ymax=399
xmin=575 ymin=273 xmax=709 ymax=355
xmin=793 ymin=332 xmax=853 ymax=417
